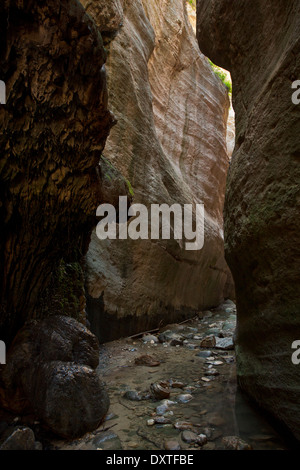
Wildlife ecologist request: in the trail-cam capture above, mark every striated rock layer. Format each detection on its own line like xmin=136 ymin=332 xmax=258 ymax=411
xmin=84 ymin=0 xmax=234 ymax=343
xmin=0 ymin=0 xmax=113 ymax=343
xmin=197 ymin=0 xmax=300 ymax=440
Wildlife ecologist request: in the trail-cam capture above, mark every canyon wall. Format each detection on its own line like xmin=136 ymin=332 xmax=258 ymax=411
xmin=84 ymin=0 xmax=234 ymax=343
xmin=0 ymin=0 xmax=113 ymax=437
xmin=0 ymin=0 xmax=113 ymax=343
xmin=197 ymin=0 xmax=300 ymax=440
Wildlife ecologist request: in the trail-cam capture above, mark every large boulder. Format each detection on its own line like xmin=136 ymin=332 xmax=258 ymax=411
xmin=0 ymin=316 xmax=109 ymax=438
xmin=0 ymin=0 xmax=113 ymax=343
xmin=197 ymin=0 xmax=300 ymax=439
xmin=83 ymin=0 xmax=234 ymax=343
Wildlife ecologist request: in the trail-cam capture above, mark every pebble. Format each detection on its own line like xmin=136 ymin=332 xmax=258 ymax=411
xmin=177 ymin=394 xmax=193 ymax=404
xmin=200 ymin=335 xmax=216 ymax=348
xmin=205 ymin=368 xmax=219 ymax=376
xmin=215 ymin=337 xmax=234 ymax=350
xmin=154 ymin=416 xmax=172 ymax=425
xmin=123 ymin=390 xmax=142 ymax=401
xmin=156 ymin=404 xmax=169 ymax=415
xmin=164 ymin=440 xmax=181 ymax=450
xmin=222 ymin=436 xmax=253 ymax=450
xmin=174 ymin=421 xmax=195 ymax=431
xmin=196 ymin=350 xmax=212 ymax=358
xmin=147 ymin=419 xmax=155 ymax=426
xmin=181 ymin=430 xmax=198 ymax=443
xmin=142 ymin=335 xmax=159 ymax=343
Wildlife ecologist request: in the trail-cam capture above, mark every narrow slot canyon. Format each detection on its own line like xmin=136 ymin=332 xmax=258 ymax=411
xmin=0 ymin=0 xmax=299 ymax=453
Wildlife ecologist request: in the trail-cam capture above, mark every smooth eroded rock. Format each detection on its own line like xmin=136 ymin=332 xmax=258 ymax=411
xmin=197 ymin=0 xmax=300 ymax=441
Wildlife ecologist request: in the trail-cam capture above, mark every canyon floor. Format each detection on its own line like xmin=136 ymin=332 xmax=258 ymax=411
xmin=41 ymin=301 xmax=288 ymax=451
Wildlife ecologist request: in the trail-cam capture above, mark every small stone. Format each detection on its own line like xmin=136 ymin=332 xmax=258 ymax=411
xmin=142 ymin=335 xmax=158 ymax=344
xmin=150 ymin=383 xmax=171 ymax=399
xmin=215 ymin=337 xmax=234 ymax=350
xmin=154 ymin=416 xmax=172 ymax=425
xmin=222 ymin=436 xmax=253 ymax=450
xmin=174 ymin=421 xmax=195 ymax=431
xmin=201 ymin=377 xmax=210 ymax=382
xmin=164 ymin=440 xmax=181 ymax=450
xmin=147 ymin=419 xmax=155 ymax=426
xmin=177 ymin=394 xmax=193 ymax=404
xmin=123 ymin=390 xmax=142 ymax=401
xmin=171 ymin=381 xmax=185 ymax=389
xmin=156 ymin=404 xmax=169 ymax=415
xmin=196 ymin=350 xmax=212 ymax=358
xmin=181 ymin=430 xmax=198 ymax=443
xmin=200 ymin=335 xmax=216 ymax=348
xmin=34 ymin=441 xmax=43 ymax=451
xmin=205 ymin=368 xmax=219 ymax=376
xmin=135 ymin=355 xmax=160 ymax=367
xmin=0 ymin=427 xmax=36 ymax=451
xmin=196 ymin=434 xmax=208 ymax=446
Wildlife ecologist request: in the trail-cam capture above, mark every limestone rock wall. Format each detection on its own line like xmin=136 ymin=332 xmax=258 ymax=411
xmin=0 ymin=0 xmax=113 ymax=343
xmin=85 ymin=0 xmax=233 ymax=342
xmin=197 ymin=0 xmax=300 ymax=440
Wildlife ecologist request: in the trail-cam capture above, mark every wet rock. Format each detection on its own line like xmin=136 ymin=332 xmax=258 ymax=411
xmin=154 ymin=416 xmax=172 ymax=425
xmin=34 ymin=442 xmax=43 ymax=451
xmin=156 ymin=404 xmax=169 ymax=416
xmin=135 ymin=355 xmax=160 ymax=367
xmin=142 ymin=335 xmax=159 ymax=344
xmin=164 ymin=440 xmax=181 ymax=450
xmin=177 ymin=394 xmax=193 ymax=404
xmin=197 ymin=434 xmax=208 ymax=446
xmin=123 ymin=391 xmax=142 ymax=401
xmin=92 ymin=431 xmax=123 ymax=451
xmin=222 ymin=436 xmax=252 ymax=451
xmin=0 ymin=316 xmax=109 ymax=438
xmin=196 ymin=350 xmax=212 ymax=358
xmin=171 ymin=381 xmax=185 ymax=389
xmin=200 ymin=336 xmax=216 ymax=348
xmin=0 ymin=427 xmax=35 ymax=450
xmin=150 ymin=383 xmax=171 ymax=400
xmin=205 ymin=368 xmax=219 ymax=376
xmin=174 ymin=421 xmax=195 ymax=431
xmin=215 ymin=337 xmax=234 ymax=350
xmin=181 ymin=430 xmax=199 ymax=444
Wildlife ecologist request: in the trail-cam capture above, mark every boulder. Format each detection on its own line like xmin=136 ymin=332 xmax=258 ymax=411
xmin=0 ymin=316 xmax=109 ymax=438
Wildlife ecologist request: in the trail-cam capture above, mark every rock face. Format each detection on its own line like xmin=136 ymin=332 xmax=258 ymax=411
xmin=197 ymin=0 xmax=300 ymax=440
xmin=0 ymin=316 xmax=109 ymax=438
xmin=84 ymin=0 xmax=234 ymax=343
xmin=0 ymin=0 xmax=113 ymax=343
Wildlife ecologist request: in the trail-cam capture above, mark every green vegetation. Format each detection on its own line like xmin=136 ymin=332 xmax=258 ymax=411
xmin=208 ymin=59 xmax=232 ymax=95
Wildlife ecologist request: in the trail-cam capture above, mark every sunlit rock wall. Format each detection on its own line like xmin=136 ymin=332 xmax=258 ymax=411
xmin=85 ymin=0 xmax=233 ymax=342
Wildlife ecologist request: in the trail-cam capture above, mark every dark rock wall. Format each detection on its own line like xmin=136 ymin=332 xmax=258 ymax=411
xmin=0 ymin=0 xmax=113 ymax=343
xmin=197 ymin=0 xmax=300 ymax=439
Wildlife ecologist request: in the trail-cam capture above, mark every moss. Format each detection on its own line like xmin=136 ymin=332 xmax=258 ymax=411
xmin=35 ymin=259 xmax=85 ymax=323
xmin=207 ymin=59 xmax=232 ymax=95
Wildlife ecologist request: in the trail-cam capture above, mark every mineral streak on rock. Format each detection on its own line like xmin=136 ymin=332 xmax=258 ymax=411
xmin=85 ymin=0 xmax=234 ymax=342
xmin=0 ymin=0 xmax=113 ymax=343
xmin=197 ymin=0 xmax=300 ymax=440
